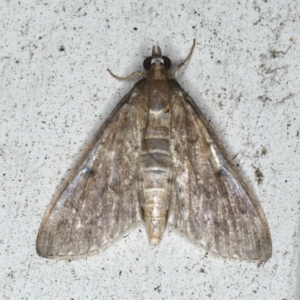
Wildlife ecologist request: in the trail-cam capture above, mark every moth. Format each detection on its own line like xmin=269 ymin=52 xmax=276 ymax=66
xmin=36 ymin=40 xmax=272 ymax=261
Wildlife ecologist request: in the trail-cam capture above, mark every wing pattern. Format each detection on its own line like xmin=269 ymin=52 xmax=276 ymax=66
xmin=168 ymin=79 xmax=272 ymax=261
xmin=36 ymin=79 xmax=148 ymax=258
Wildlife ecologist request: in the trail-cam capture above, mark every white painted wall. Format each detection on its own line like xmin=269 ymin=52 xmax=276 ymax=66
xmin=1 ymin=1 xmax=299 ymax=299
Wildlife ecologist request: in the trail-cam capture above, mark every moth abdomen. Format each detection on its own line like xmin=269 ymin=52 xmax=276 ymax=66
xmin=140 ymin=111 xmax=172 ymax=245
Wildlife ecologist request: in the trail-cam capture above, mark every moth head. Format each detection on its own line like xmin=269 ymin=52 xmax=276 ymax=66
xmin=143 ymin=45 xmax=172 ymax=71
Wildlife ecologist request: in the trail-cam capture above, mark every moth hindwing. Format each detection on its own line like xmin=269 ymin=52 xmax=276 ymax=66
xmin=37 ymin=40 xmax=272 ymax=261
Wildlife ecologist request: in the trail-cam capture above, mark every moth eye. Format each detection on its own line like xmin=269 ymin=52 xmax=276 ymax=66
xmin=162 ymin=56 xmax=171 ymax=69
xmin=143 ymin=57 xmax=152 ymax=70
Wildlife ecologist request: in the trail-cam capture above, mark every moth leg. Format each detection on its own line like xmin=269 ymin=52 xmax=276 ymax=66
xmin=107 ymin=69 xmax=145 ymax=81
xmin=172 ymin=39 xmax=196 ymax=78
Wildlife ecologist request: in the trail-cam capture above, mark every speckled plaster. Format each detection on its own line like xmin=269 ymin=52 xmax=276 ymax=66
xmin=1 ymin=1 xmax=300 ymax=299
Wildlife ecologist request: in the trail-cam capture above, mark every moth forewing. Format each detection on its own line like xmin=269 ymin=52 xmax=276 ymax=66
xmin=36 ymin=81 xmax=147 ymax=258
xmin=167 ymin=80 xmax=271 ymax=261
xmin=37 ymin=40 xmax=272 ymax=261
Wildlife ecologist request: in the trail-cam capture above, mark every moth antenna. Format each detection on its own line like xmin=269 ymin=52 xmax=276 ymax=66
xmin=107 ymin=69 xmax=145 ymax=81
xmin=173 ymin=39 xmax=196 ymax=77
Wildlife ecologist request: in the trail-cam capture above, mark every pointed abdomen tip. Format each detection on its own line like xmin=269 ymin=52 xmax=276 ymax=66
xmin=150 ymin=238 xmax=159 ymax=245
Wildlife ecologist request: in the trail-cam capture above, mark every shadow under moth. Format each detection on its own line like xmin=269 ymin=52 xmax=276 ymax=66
xmin=36 ymin=40 xmax=272 ymax=261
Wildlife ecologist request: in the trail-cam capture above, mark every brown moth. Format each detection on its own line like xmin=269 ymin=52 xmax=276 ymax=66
xmin=36 ymin=40 xmax=272 ymax=261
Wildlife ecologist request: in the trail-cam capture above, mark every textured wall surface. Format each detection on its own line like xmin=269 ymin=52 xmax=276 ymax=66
xmin=1 ymin=1 xmax=299 ymax=299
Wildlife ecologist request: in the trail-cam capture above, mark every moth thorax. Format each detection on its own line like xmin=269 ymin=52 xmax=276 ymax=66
xmin=149 ymin=94 xmax=169 ymax=115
